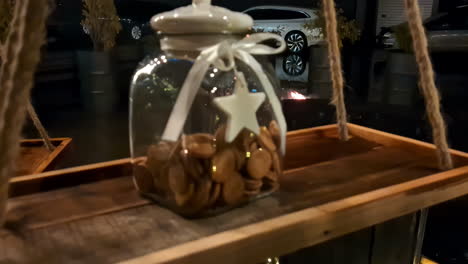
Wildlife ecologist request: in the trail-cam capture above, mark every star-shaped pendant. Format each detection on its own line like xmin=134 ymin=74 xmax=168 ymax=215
xmin=213 ymin=72 xmax=266 ymax=143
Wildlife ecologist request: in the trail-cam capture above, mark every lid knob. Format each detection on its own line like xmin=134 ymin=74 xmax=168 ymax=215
xmin=193 ymin=0 xmax=211 ymax=4
xmin=151 ymin=0 xmax=253 ymax=34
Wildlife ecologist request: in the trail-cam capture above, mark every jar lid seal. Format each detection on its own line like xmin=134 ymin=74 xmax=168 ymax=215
xmin=151 ymin=0 xmax=253 ymax=34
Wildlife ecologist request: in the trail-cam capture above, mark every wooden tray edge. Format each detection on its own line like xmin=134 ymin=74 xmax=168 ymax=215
xmin=10 ymin=158 xmax=132 ymax=197
xmin=289 ymin=123 xmax=468 ymax=160
xmin=119 ymin=165 xmax=468 ymax=264
xmin=11 ymin=123 xmax=468 ymax=197
xmin=32 ymin=137 xmax=73 ymax=174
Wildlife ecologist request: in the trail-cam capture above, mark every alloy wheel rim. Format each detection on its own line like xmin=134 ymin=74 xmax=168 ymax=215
xmin=287 ymin=33 xmax=305 ymax=52
xmin=132 ymin=26 xmax=142 ymax=40
xmin=284 ymin=54 xmax=304 ymax=76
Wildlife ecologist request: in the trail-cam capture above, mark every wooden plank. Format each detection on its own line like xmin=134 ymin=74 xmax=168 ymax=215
xmin=285 ymin=125 xmax=380 ymax=169
xmin=32 ymin=138 xmax=72 ymax=173
xmin=421 ymin=257 xmax=438 ymax=264
xmin=370 ymin=213 xmax=418 ymax=264
xmin=7 ymin=125 xmax=379 ymax=197
xmin=15 ymin=138 xmax=72 ymax=176
xmin=9 ymin=158 xmax=132 ymax=197
xmin=6 ymin=177 xmax=148 ymax=229
xmin=2 ymin=124 xmax=468 ymax=263
xmin=118 ymin=165 xmax=468 ymax=264
xmin=281 ymin=147 xmax=440 ymax=211
xmin=347 ymin=123 xmax=468 ymax=160
xmin=4 ymin=147 xmax=427 ymax=232
xmin=0 ymin=146 xmax=458 ymax=264
xmin=16 ymin=145 xmax=50 ymax=176
xmin=281 ymin=228 xmax=372 ymax=264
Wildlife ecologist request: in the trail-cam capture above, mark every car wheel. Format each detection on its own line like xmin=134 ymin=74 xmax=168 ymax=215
xmin=82 ymin=24 xmax=90 ymax=35
xmin=285 ymin=31 xmax=307 ymax=53
xmin=283 ymin=54 xmax=306 ymax=76
xmin=131 ymin=25 xmax=142 ymax=40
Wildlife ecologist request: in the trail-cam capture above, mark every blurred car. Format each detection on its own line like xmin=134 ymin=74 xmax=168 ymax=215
xmin=81 ymin=17 xmax=152 ymax=42
xmin=377 ymin=5 xmax=468 ymax=51
xmin=243 ymin=6 xmax=322 ymax=53
xmin=47 ymin=0 xmax=172 ymax=50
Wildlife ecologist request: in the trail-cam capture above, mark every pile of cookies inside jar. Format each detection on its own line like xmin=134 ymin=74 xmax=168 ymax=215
xmin=132 ymin=120 xmax=283 ymax=217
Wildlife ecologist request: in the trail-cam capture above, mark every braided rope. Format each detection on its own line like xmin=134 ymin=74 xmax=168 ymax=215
xmin=322 ymin=0 xmax=349 ymax=141
xmin=0 ymin=0 xmax=49 ymax=225
xmin=404 ymin=0 xmax=453 ymax=170
xmin=27 ymin=100 xmax=55 ymax=152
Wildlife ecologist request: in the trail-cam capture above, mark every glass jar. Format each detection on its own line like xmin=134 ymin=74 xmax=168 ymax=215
xmin=129 ymin=0 xmax=286 ymax=217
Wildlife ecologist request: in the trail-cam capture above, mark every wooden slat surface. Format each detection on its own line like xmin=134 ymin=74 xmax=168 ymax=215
xmin=2 ymin=124 xmax=468 ymax=264
xmin=9 ymin=158 xmax=132 ymax=197
xmin=15 ymin=138 xmax=72 ymax=176
xmin=0 ymin=146 xmax=457 ymax=263
xmin=6 ymin=177 xmax=148 ymax=229
xmin=285 ymin=125 xmax=380 ymax=169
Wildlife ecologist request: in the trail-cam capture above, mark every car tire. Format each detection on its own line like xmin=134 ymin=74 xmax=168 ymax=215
xmin=82 ymin=24 xmax=90 ymax=35
xmin=285 ymin=31 xmax=307 ymax=53
xmin=131 ymin=25 xmax=142 ymax=40
xmin=282 ymin=53 xmax=306 ymax=76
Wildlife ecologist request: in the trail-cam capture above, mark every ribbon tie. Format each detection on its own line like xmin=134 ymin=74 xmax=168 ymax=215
xmin=162 ymin=33 xmax=288 ymax=154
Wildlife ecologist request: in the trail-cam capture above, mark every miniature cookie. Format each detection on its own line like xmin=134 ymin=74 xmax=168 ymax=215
xmin=249 ymin=141 xmax=258 ymax=153
xmin=215 ymin=125 xmax=228 ymax=149
xmin=211 ymin=149 xmax=236 ymax=183
xmin=146 ymin=141 xmax=176 ymax=170
xmin=132 ymin=159 xmax=155 ymax=193
xmin=265 ymin=170 xmax=278 ymax=183
xmin=271 ymin=151 xmax=282 ymax=176
xmin=183 ymin=133 xmax=215 ymax=159
xmin=174 ymin=183 xmax=195 ymax=206
xmin=244 ymin=178 xmax=263 ymax=191
xmin=168 ymin=162 xmax=191 ymax=194
xmin=233 ymin=148 xmax=246 ymax=170
xmin=207 ymin=182 xmax=221 ymax=208
xmin=240 ymin=129 xmax=256 ymax=151
xmin=222 ymin=172 xmax=245 ymax=205
xmin=258 ymin=126 xmax=277 ymax=152
xmin=180 ymin=150 xmax=205 ymax=181
xmin=244 ymin=189 xmax=261 ymax=197
xmin=186 ymin=180 xmax=212 ymax=213
xmin=269 ymin=120 xmax=281 ymax=148
xmin=263 ymin=170 xmax=280 ymax=192
xmin=153 ymin=164 xmax=170 ymax=194
xmin=247 ymin=148 xmax=272 ymax=179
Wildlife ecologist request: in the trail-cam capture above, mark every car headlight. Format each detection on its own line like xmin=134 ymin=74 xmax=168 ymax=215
xmin=382 ymin=32 xmax=396 ymax=47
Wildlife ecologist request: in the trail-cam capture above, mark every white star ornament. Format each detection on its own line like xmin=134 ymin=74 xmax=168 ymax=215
xmin=213 ymin=73 xmax=266 ymax=143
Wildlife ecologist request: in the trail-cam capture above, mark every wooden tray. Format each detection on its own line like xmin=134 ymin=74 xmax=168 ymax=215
xmin=2 ymin=124 xmax=468 ymax=264
xmin=16 ymin=138 xmax=72 ymax=176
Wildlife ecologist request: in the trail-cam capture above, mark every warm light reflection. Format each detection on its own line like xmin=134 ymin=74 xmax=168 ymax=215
xmin=266 ymin=257 xmax=280 ymax=264
xmin=289 ymin=91 xmax=307 ymax=100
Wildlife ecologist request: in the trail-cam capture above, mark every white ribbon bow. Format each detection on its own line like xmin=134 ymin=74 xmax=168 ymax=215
xmin=162 ymin=33 xmax=288 ymax=154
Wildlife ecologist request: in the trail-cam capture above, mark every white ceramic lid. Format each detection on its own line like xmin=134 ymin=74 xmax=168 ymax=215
xmin=151 ymin=0 xmax=253 ymax=34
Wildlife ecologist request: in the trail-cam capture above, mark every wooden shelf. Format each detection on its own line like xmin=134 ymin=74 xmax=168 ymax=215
xmin=16 ymin=137 xmax=72 ymax=176
xmin=2 ymin=124 xmax=468 ymax=264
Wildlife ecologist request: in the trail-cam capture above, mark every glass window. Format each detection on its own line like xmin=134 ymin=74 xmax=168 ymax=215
xmin=425 ymin=7 xmax=468 ymax=30
xmin=246 ymin=9 xmax=309 ymax=20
